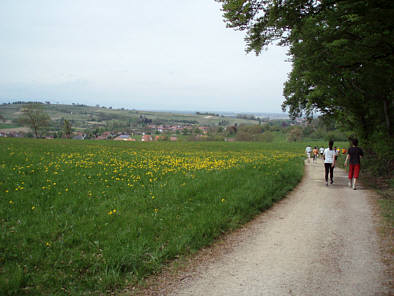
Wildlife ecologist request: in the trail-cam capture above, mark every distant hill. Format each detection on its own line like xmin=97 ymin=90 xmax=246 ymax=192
xmin=0 ymin=102 xmax=274 ymax=133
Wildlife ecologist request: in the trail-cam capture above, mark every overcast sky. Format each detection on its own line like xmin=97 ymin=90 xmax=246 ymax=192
xmin=0 ymin=0 xmax=291 ymax=113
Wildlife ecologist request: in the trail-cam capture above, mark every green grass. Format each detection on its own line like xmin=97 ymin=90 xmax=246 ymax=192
xmin=0 ymin=123 xmax=21 ymax=129
xmin=0 ymin=139 xmax=304 ymax=295
xmin=378 ymin=198 xmax=394 ymax=227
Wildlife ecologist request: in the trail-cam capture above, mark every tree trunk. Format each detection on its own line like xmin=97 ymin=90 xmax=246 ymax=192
xmin=383 ymin=99 xmax=392 ymax=136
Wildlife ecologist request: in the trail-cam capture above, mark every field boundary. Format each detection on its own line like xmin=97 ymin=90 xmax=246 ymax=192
xmin=121 ymin=164 xmax=306 ymax=295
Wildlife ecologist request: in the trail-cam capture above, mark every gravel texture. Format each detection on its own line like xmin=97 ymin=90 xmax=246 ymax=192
xmin=168 ymin=160 xmax=391 ymax=296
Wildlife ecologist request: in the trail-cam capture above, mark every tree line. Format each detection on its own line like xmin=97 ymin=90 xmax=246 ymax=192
xmin=217 ymin=0 xmax=393 ymax=176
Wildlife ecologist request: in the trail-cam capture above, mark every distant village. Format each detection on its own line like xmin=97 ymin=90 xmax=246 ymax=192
xmin=0 ymin=124 xmax=217 ymax=142
xmin=70 ymin=124 xmax=211 ymax=142
xmin=0 ymin=116 xmax=306 ymax=142
xmin=0 ymin=101 xmax=302 ymax=142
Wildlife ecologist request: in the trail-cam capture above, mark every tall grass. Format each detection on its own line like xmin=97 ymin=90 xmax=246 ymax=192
xmin=0 ymin=139 xmax=304 ymax=295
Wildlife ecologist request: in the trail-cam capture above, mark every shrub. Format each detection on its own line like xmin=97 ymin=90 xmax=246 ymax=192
xmin=256 ymin=131 xmax=274 ymax=142
xmin=287 ymin=126 xmax=303 ymax=142
xmin=235 ymin=131 xmax=254 ymax=141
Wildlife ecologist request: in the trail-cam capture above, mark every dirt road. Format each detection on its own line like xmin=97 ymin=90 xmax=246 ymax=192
xmin=168 ymin=160 xmax=390 ymax=296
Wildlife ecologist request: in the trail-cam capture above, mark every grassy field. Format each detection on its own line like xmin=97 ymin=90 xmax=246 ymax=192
xmin=0 ymin=138 xmax=305 ymax=295
xmin=0 ymin=123 xmax=20 ymax=130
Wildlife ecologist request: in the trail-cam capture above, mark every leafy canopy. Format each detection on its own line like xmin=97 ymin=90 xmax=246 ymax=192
xmin=216 ymin=0 xmax=393 ymax=139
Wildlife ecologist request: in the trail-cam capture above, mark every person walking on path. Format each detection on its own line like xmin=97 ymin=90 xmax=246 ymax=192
xmin=323 ymin=140 xmax=336 ymax=186
xmin=312 ymin=146 xmax=319 ymax=163
xmin=319 ymin=147 xmax=324 ymax=159
xmin=305 ymin=145 xmax=312 ymax=163
xmin=344 ymin=138 xmax=364 ymax=190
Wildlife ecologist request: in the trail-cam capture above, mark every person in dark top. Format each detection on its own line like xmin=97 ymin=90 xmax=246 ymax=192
xmin=344 ymin=138 xmax=364 ymax=190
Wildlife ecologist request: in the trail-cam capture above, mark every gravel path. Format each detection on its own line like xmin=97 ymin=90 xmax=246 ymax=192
xmin=169 ymin=160 xmax=390 ymax=296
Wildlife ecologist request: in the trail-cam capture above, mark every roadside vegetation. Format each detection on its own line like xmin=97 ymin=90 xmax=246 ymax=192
xmin=217 ymin=0 xmax=393 ymax=233
xmin=1 ymin=0 xmax=392 ymax=294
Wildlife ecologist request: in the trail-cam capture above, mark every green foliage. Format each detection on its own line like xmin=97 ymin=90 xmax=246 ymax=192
xmin=287 ymin=126 xmax=303 ymax=142
xmin=0 ymin=138 xmax=304 ymax=295
xmin=235 ymin=130 xmax=254 ymax=141
xmin=361 ymin=133 xmax=394 ymax=177
xmin=282 ymin=0 xmax=393 ymax=138
xmin=18 ymin=104 xmax=50 ymax=137
xmin=255 ymin=131 xmax=274 ymax=142
xmin=0 ymin=123 xmax=20 ymax=129
xmin=217 ymin=0 xmax=393 ymax=175
xmin=325 ymin=130 xmax=348 ymax=142
xmin=63 ymin=119 xmax=72 ymax=138
xmin=234 ymin=124 xmax=275 ymax=142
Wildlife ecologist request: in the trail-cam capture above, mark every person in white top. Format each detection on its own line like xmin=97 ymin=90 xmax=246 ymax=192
xmin=319 ymin=147 xmax=324 ymax=158
xmin=323 ymin=140 xmax=336 ymax=186
xmin=305 ymin=145 xmax=312 ymax=163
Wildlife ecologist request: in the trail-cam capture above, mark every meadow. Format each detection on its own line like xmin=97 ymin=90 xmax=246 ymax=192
xmin=0 ymin=138 xmax=305 ymax=295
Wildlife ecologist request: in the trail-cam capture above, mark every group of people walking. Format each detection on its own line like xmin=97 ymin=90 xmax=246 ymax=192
xmin=305 ymin=138 xmax=364 ymax=190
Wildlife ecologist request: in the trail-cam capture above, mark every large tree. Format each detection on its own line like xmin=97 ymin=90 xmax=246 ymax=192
xmin=19 ymin=104 xmax=51 ymax=138
xmin=216 ymin=0 xmax=393 ymax=139
xmin=63 ymin=119 xmax=72 ymax=138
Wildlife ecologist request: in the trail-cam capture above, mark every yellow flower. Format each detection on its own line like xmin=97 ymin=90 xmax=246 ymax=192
xmin=154 ymin=208 xmax=159 ymax=213
xmin=32 ymin=206 xmax=36 ymax=210
xmin=108 ymin=211 xmax=113 ymax=215
xmin=221 ymin=198 xmax=225 ymax=203
xmin=9 ymin=200 xmax=14 ymax=204
xmin=113 ymin=209 xmax=117 ymax=213
xmin=45 ymin=242 xmax=51 ymax=247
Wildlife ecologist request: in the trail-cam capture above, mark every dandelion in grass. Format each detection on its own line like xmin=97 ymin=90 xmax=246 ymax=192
xmin=32 ymin=206 xmax=36 ymax=210
xmin=9 ymin=200 xmax=14 ymax=204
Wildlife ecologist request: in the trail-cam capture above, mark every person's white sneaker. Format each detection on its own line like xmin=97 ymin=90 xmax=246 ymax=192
xmin=353 ymin=184 xmax=356 ymax=190
xmin=348 ymin=180 xmax=352 ymax=187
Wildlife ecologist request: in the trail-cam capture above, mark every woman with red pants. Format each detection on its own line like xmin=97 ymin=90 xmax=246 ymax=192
xmin=344 ymin=138 xmax=364 ymax=190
